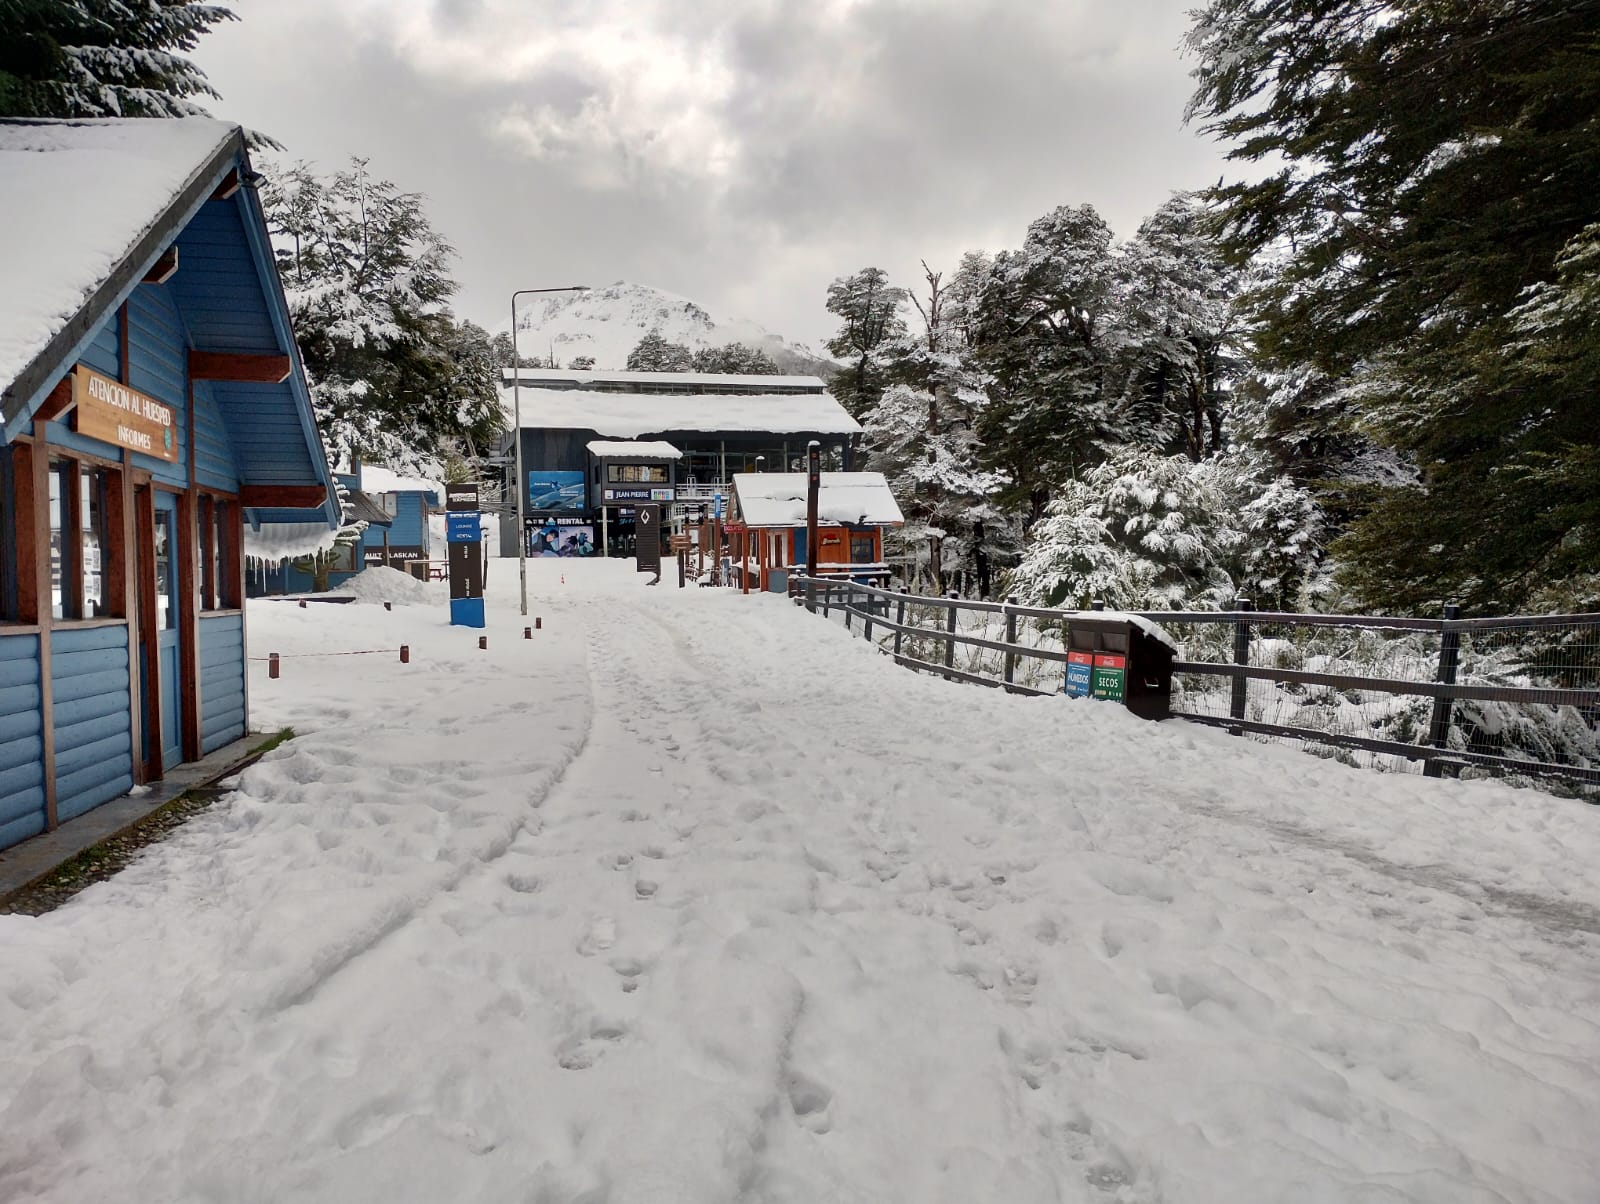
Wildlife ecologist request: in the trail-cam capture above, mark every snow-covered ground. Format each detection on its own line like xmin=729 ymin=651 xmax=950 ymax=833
xmin=3 ymin=560 xmax=1599 ymax=1203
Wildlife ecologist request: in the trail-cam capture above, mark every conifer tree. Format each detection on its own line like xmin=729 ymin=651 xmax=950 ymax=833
xmin=0 ymin=0 xmax=235 ymax=119
xmin=824 ymin=268 xmax=907 ymax=419
xmin=1186 ymin=0 xmax=1600 ymax=612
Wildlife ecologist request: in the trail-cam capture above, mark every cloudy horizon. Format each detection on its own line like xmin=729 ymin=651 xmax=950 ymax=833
xmin=193 ymin=0 xmax=1230 ymax=353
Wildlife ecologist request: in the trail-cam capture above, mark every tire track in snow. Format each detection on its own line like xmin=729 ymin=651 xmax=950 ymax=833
xmin=264 ymin=621 xmax=602 ymax=1015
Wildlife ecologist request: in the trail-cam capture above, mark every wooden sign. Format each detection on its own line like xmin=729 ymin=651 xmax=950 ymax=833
xmin=670 ymin=534 xmax=693 ymax=552
xmin=71 ymin=365 xmax=178 ymax=462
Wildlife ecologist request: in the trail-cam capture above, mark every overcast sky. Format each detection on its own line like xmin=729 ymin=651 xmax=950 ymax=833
xmin=194 ymin=0 xmax=1230 ymax=352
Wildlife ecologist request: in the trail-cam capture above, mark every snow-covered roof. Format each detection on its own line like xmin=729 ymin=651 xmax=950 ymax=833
xmin=360 ymin=465 xmax=443 ymax=498
xmin=732 ymin=472 xmax=904 ymax=527
xmin=505 ymin=367 xmax=824 ymax=390
xmin=0 ymin=117 xmax=238 ymax=402
xmin=508 ymin=388 xmax=861 ymax=437
xmin=586 ymin=440 xmax=683 ymax=460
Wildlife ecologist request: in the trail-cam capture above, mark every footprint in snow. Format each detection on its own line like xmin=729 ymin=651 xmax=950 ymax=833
xmin=787 ymin=1071 xmax=834 ymax=1134
xmin=634 ymin=879 xmax=659 ymax=900
xmin=557 ymin=1020 xmax=628 ymax=1070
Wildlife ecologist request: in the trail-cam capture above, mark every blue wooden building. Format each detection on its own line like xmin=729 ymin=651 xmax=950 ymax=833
xmin=0 ymin=118 xmax=338 ymax=852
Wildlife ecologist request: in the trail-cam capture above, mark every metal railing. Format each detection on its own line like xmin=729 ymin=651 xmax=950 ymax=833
xmin=788 ymin=576 xmax=1600 ymax=796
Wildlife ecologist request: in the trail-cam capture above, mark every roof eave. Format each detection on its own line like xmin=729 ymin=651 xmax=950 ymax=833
xmin=1 ymin=124 xmax=246 ymax=438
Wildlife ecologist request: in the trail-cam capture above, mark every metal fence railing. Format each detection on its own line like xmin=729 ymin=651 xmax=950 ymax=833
xmin=787 ymin=576 xmax=1600 ymax=799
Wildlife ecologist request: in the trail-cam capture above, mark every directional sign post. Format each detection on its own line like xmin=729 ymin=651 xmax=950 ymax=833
xmin=445 ymin=482 xmax=485 ymax=628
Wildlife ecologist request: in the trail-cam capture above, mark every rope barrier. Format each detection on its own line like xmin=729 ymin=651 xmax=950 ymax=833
xmin=248 ymin=650 xmax=401 ymax=660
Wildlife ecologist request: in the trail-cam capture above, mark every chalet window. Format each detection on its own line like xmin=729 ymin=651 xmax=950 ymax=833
xmin=80 ymin=466 xmax=109 ymax=617
xmin=850 ymin=532 xmax=876 ymax=564
xmin=607 ymin=464 xmax=668 ymax=484
xmin=198 ymin=496 xmax=215 ymax=611
xmin=380 ymin=492 xmax=399 ymax=517
xmin=153 ymin=506 xmax=175 ymax=630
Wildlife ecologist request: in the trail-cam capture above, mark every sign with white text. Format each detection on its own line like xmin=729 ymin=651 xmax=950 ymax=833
xmin=71 ymin=365 xmax=178 ymax=462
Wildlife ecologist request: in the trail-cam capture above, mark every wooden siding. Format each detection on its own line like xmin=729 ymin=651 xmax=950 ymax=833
xmin=50 ymin=624 xmax=133 ymax=822
xmin=0 ymin=633 xmax=47 ymax=849
xmin=169 ymin=202 xmax=282 ymax=355
xmin=192 ymin=379 xmax=240 ymax=492
xmin=124 ymin=285 xmax=191 ymax=489
xmin=199 ymin=613 xmax=246 ymax=753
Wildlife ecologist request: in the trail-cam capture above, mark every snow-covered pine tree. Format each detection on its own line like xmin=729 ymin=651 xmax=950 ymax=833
xmin=1111 ymin=195 xmax=1243 ymax=461
xmin=260 ymin=159 xmax=500 ymax=475
xmin=1009 ymin=447 xmax=1319 ymax=611
xmin=625 ymin=333 xmax=693 ymax=372
xmin=966 ymin=205 xmax=1124 ymax=524
xmin=862 ymin=262 xmax=1018 ymax=596
xmin=824 ymin=268 xmax=907 ymax=419
xmin=688 ymin=344 xmax=779 ymax=374
xmin=0 ymin=0 xmax=235 ymax=119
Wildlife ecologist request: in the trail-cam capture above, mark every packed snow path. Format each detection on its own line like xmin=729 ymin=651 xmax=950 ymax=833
xmin=3 ymin=561 xmax=1599 ymax=1203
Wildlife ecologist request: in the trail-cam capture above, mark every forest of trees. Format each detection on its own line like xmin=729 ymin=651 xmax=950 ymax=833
xmin=829 ymin=0 xmax=1599 ymax=615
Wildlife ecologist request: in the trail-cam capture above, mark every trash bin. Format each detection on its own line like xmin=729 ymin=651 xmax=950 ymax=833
xmin=1062 ymin=616 xmax=1175 ymax=720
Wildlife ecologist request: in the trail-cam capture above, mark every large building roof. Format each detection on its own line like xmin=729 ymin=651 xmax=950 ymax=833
xmin=505 ymin=367 xmax=825 ymax=393
xmin=732 ymin=472 xmax=904 ymax=527
xmin=506 ymin=386 xmax=861 ymax=438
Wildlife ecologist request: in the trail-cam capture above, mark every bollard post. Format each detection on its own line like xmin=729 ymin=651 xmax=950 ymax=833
xmin=1003 ymin=597 xmax=1018 ymax=690
xmin=524 ymin=627 xmax=532 ymax=640
xmin=1424 ymin=604 xmax=1462 ymax=777
xmin=384 ymin=602 xmax=392 ymax=611
xmin=944 ymin=591 xmax=958 ymax=678
xmin=399 ymin=645 xmax=410 ymax=664
xmin=479 ymin=635 xmax=488 ymax=650
xmin=893 ymin=597 xmax=906 ymax=661
xmin=298 ymin=600 xmax=307 ymax=608
xmin=268 ymin=652 xmax=280 ymax=679
xmin=535 ymin=617 xmax=542 ymax=630
xmin=1230 ymin=597 xmax=1253 ymax=735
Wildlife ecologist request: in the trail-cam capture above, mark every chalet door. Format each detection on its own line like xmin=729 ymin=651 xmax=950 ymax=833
xmin=136 ymin=488 xmax=183 ymax=775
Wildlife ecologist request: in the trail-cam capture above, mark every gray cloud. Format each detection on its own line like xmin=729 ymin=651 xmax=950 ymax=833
xmin=198 ymin=0 xmax=1226 ymax=349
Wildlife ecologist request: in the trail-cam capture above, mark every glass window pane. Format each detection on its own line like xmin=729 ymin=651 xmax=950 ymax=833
xmin=48 ymin=464 xmax=65 ymax=619
xmin=154 ymin=510 xmax=174 ymax=630
xmin=81 ymin=470 xmax=106 ymax=618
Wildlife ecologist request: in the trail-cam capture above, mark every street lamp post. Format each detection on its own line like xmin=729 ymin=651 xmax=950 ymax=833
xmin=511 ymin=285 xmax=589 ymax=616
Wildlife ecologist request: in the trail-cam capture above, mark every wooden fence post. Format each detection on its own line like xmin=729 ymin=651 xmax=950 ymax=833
xmin=822 ymin=581 xmax=832 ymax=618
xmin=862 ymin=587 xmax=875 ymax=643
xmin=806 ymin=577 xmax=817 ymax=613
xmin=1230 ymin=597 xmax=1253 ymax=734
xmin=893 ymin=596 xmax=906 ymax=661
xmin=944 ymin=591 xmax=958 ymax=678
xmin=1003 ymin=597 xmax=1018 ymax=690
xmin=1424 ymin=604 xmax=1462 ymax=777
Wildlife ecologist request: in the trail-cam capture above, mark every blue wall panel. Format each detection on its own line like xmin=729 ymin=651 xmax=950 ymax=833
xmin=0 ymin=634 xmax=46 ymax=850
xmin=199 ymin=613 xmax=246 ymax=752
xmin=50 ymin=625 xmax=133 ymax=823
xmin=125 ymin=285 xmax=191 ymax=489
xmin=192 ymin=380 xmax=239 ymax=492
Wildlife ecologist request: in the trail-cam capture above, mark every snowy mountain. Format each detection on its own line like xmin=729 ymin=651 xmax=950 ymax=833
xmin=510 ymin=282 xmax=836 ymax=376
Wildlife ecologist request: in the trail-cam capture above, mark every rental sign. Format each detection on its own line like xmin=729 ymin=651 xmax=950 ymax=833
xmin=71 ymin=365 xmax=178 ymax=462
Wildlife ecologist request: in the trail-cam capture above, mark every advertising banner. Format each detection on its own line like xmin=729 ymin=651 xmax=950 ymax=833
xmin=529 ymin=517 xmax=598 ymax=558
xmin=1064 ymin=650 xmax=1093 ymax=698
xmin=528 ymin=470 xmax=586 ymax=512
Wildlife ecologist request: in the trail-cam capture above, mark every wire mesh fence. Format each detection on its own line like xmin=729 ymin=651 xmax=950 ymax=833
xmin=792 ymin=576 xmax=1600 ymax=801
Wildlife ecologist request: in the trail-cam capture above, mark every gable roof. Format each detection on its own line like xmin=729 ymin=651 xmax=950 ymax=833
xmin=0 ymin=117 xmax=336 ymax=526
xmin=731 ymin=472 xmax=904 ymax=527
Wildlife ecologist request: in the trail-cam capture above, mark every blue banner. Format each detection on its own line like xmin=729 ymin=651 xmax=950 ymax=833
xmin=528 ymin=470 xmax=586 ymax=512
xmin=446 ymin=512 xmax=482 ymax=543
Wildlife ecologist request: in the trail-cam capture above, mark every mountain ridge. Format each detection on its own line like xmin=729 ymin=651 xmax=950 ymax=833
xmin=510 ymin=282 xmax=837 ymax=377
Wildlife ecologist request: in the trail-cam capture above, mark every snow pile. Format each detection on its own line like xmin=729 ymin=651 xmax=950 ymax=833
xmin=0 ymin=558 xmax=1597 ymax=1202
xmin=0 ymin=118 xmax=237 ymax=397
xmin=359 ymin=464 xmax=443 ymax=500
xmin=328 ymin=565 xmax=445 ymax=605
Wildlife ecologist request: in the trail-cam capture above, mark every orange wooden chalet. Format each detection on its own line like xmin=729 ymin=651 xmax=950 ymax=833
xmin=726 ymin=471 xmax=904 ymax=593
